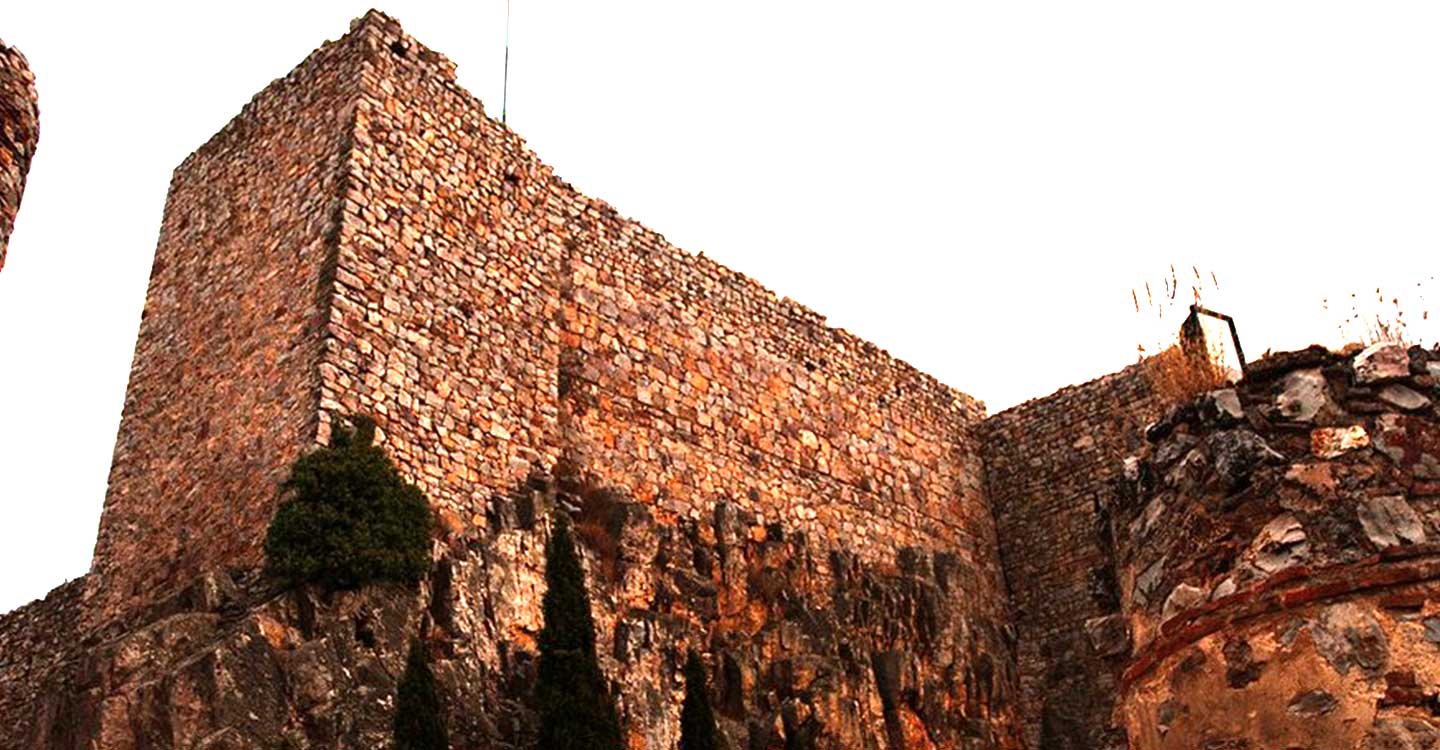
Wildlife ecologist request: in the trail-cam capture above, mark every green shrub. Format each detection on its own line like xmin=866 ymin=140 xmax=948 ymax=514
xmin=534 ymin=513 xmax=623 ymax=750
xmin=395 ymin=639 xmax=449 ymax=750
xmin=264 ymin=416 xmax=433 ymax=589
xmin=679 ymin=650 xmax=720 ymax=750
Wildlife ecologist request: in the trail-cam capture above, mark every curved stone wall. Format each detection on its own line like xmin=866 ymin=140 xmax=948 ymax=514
xmin=1108 ymin=344 xmax=1440 ymax=749
xmin=0 ymin=38 xmax=39 ymax=271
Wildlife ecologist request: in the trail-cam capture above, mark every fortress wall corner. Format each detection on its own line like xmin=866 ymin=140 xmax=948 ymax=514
xmin=88 ymin=25 xmax=372 ymax=621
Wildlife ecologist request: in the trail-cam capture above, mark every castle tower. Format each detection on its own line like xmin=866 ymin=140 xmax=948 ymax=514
xmin=0 ymin=39 xmax=39 ymax=271
xmin=81 ymin=11 xmax=1023 ymax=747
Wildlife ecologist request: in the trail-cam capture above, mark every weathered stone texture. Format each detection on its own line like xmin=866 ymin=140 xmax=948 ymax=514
xmin=981 ymin=362 xmax=1162 ymax=750
xmin=3 ymin=481 xmax=1022 ymax=749
xmin=0 ymin=578 xmax=85 ymax=747
xmin=89 ymin=27 xmax=368 ymax=623
xmin=0 ymin=38 xmax=38 ymax=270
xmin=60 ymin=10 xmax=1022 ymax=749
xmin=13 ymin=8 xmax=1437 ymax=749
xmin=1111 ymin=344 xmax=1440 ymax=750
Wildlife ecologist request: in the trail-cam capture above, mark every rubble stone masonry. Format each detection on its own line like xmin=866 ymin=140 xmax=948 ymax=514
xmin=58 ymin=11 xmax=1022 ymax=749
xmin=1109 ymin=344 xmax=1440 ymax=750
xmin=6 ymin=9 xmax=1440 ymax=750
xmin=0 ymin=38 xmax=38 ymax=271
xmin=89 ymin=30 xmax=366 ymax=620
xmin=982 ymin=363 xmax=1163 ymax=750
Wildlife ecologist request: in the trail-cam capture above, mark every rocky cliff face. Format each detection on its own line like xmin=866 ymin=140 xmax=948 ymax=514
xmin=0 ymin=38 xmax=39 ymax=270
xmin=4 ymin=471 xmax=1022 ymax=750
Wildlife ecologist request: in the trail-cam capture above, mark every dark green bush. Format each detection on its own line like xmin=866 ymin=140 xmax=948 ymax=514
xmin=679 ymin=650 xmax=720 ymax=750
xmin=264 ymin=416 xmax=433 ymax=589
xmin=395 ymin=639 xmax=449 ymax=750
xmin=534 ymin=513 xmax=623 ymax=750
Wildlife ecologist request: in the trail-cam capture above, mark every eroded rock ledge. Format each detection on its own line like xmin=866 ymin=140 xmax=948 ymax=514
xmin=1 ymin=472 xmax=1022 ymax=750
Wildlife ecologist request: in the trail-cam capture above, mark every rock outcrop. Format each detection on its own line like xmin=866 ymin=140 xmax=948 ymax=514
xmin=5 ymin=473 xmax=1021 ymax=749
xmin=0 ymin=38 xmax=38 ymax=270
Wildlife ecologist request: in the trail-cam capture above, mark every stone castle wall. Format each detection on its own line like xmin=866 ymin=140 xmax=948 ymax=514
xmin=319 ymin=13 xmax=996 ymax=574
xmin=10 ymin=9 xmax=1440 ymax=750
xmin=71 ymin=11 xmax=1022 ymax=748
xmin=0 ymin=38 xmax=39 ymax=271
xmin=88 ymin=30 xmax=368 ymax=621
xmin=1110 ymin=344 xmax=1440 ymax=750
xmin=981 ymin=363 xmax=1163 ymax=750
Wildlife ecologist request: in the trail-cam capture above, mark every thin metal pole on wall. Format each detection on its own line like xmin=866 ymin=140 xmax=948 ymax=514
xmin=502 ymin=0 xmax=512 ymax=124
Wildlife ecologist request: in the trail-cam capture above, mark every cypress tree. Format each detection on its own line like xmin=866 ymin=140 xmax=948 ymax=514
xmin=678 ymin=650 xmax=719 ymax=750
xmin=535 ymin=513 xmax=622 ymax=750
xmin=394 ymin=639 xmax=449 ymax=750
xmin=264 ymin=415 xmax=433 ymax=589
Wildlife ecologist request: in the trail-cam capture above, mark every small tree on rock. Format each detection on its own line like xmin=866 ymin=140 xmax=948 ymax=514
xmin=395 ymin=639 xmax=449 ymax=750
xmin=679 ymin=650 xmax=720 ymax=750
xmin=534 ymin=513 xmax=623 ymax=750
xmin=265 ymin=415 xmax=433 ymax=589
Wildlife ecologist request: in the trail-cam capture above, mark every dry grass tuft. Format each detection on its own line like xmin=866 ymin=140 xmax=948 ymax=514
xmin=1323 ymin=279 xmax=1434 ymax=348
xmin=1142 ymin=344 xmax=1228 ymax=407
xmin=1133 ymin=265 xmax=1233 ymax=406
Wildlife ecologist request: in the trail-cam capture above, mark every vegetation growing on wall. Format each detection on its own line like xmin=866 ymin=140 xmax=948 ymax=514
xmin=679 ymin=651 xmax=720 ymax=750
xmin=534 ymin=513 xmax=623 ymax=750
xmin=1133 ymin=266 xmax=1231 ymax=406
xmin=264 ymin=416 xmax=433 ymax=589
xmin=394 ymin=639 xmax=449 ymax=750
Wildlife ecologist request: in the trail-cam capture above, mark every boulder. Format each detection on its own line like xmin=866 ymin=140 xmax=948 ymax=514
xmin=1249 ymin=514 xmax=1309 ymax=573
xmin=1084 ymin=615 xmax=1131 ymax=658
xmin=1161 ymin=583 xmax=1206 ymax=623
xmin=1373 ymin=414 xmax=1440 ymax=479
xmin=1210 ymin=430 xmax=1285 ymax=492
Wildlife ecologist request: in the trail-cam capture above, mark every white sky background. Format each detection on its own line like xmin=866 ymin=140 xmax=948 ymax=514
xmin=1 ymin=1 xmax=1437 ymax=613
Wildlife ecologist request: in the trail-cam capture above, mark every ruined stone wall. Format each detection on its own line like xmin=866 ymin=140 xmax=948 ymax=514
xmin=1111 ymin=344 xmax=1440 ymax=750
xmin=0 ymin=38 xmax=39 ymax=270
xmin=981 ymin=364 xmax=1162 ymax=750
xmin=89 ymin=28 xmax=368 ymax=622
